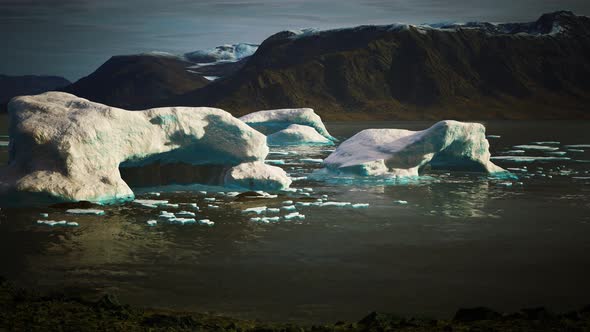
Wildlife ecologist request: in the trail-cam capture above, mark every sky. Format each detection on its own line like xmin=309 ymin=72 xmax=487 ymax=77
xmin=1 ymin=0 xmax=589 ymax=81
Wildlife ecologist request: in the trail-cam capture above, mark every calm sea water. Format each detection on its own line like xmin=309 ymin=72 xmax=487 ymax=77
xmin=1 ymin=114 xmax=590 ymax=323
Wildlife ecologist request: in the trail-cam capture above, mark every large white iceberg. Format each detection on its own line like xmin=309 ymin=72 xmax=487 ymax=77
xmin=0 ymin=92 xmax=290 ymax=205
xmin=239 ymin=108 xmax=335 ymax=145
xmin=323 ymin=120 xmax=505 ymax=177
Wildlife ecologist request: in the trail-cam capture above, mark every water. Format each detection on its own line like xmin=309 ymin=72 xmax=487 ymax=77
xmin=1 ymin=115 xmax=590 ymax=323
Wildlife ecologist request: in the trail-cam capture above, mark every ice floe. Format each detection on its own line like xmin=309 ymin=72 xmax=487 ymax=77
xmin=512 ymin=145 xmax=559 ymax=151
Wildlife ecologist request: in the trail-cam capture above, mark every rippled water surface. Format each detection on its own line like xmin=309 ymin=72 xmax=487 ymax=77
xmin=1 ymin=116 xmax=590 ymax=323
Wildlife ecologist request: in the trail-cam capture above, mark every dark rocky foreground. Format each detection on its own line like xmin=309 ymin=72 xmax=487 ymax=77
xmin=1 ymin=277 xmax=589 ymax=332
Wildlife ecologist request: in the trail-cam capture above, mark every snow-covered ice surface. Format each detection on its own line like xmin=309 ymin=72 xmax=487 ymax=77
xmin=0 ymin=92 xmax=290 ymax=206
xmin=184 ymin=43 xmax=258 ymax=63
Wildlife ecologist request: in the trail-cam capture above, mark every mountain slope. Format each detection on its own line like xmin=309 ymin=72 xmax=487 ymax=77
xmin=63 ymin=54 xmax=210 ymax=110
xmin=172 ymin=11 xmax=590 ymax=120
xmin=0 ymin=75 xmax=71 ymax=113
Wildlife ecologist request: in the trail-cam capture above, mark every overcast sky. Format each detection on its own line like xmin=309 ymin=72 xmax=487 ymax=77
xmin=1 ymin=0 xmax=589 ymax=81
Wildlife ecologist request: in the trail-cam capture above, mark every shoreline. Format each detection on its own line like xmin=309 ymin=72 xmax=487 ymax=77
xmin=1 ymin=277 xmax=589 ymax=331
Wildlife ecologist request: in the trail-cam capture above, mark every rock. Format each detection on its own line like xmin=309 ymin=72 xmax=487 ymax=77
xmin=453 ymin=307 xmax=501 ymax=322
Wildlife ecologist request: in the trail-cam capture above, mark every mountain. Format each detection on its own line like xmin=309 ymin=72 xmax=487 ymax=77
xmin=0 ymin=75 xmax=71 ymax=113
xmin=62 ymin=44 xmax=260 ymax=110
xmin=171 ymin=11 xmax=590 ymax=120
xmin=63 ymin=54 xmax=211 ymax=110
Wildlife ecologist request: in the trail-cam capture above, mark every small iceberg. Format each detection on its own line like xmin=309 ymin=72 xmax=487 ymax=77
xmin=531 ymin=141 xmax=560 ymax=145
xmin=265 ymin=160 xmax=286 ymax=165
xmin=486 ymin=135 xmax=501 ymax=139
xmin=242 ymin=206 xmax=267 ymax=214
xmin=66 ymin=209 xmax=105 ymax=215
xmin=284 ymin=212 xmax=305 ymax=220
xmin=351 ymin=203 xmax=369 ymax=208
xmin=267 ymin=124 xmax=333 ymax=146
xmin=198 ymin=219 xmax=214 ymax=226
xmin=393 ymin=200 xmax=408 ymax=204
xmin=301 ymin=158 xmax=323 ymax=164
xmin=40 ymin=213 xmax=49 ymax=218
xmin=37 ymin=220 xmax=78 ymax=227
xmin=146 ymin=220 xmax=157 ymax=227
xmin=176 ymin=211 xmax=196 ymax=217
xmin=321 ymin=201 xmax=352 ymax=207
xmin=512 ymin=145 xmax=559 ymax=151
xmin=281 ymin=205 xmax=297 ymax=211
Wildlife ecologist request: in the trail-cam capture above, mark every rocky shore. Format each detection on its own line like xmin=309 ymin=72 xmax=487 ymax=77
xmin=1 ymin=277 xmax=589 ymax=331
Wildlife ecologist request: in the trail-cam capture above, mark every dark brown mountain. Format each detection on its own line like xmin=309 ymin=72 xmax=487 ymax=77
xmin=0 ymin=75 xmax=71 ymax=113
xmin=171 ymin=11 xmax=590 ymax=120
xmin=63 ymin=54 xmax=210 ymax=110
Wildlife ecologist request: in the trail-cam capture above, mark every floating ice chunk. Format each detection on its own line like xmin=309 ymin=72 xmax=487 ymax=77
xmin=66 ymin=209 xmax=105 ymax=215
xmin=198 ymin=219 xmax=214 ymax=226
xmin=161 ymin=203 xmax=179 ymax=208
xmin=546 ymin=151 xmax=567 ymax=156
xmin=321 ymin=195 xmax=328 ymax=199
xmin=263 ymin=216 xmax=280 ymax=222
xmin=352 ymin=203 xmax=369 ymax=208
xmin=176 ymin=211 xmax=196 ymax=217
xmin=37 ymin=220 xmax=68 ymax=227
xmin=302 ymin=187 xmax=313 ymax=192
xmin=187 ymin=203 xmax=199 ymax=209
xmin=393 ymin=200 xmax=408 ymax=204
xmin=269 ymin=151 xmax=290 ymax=156
xmin=572 ymin=177 xmax=590 ymax=180
xmin=147 ymin=192 xmax=161 ymax=196
xmin=500 ymin=150 xmax=526 ymax=155
xmin=0 ymin=141 xmax=8 ymax=147
xmin=281 ymin=205 xmax=297 ymax=211
xmin=531 ymin=141 xmax=560 ymax=145
xmin=323 ymin=120 xmax=505 ymax=177
xmin=226 ymin=192 xmax=240 ymax=197
xmin=281 ymin=188 xmax=298 ymax=193
xmin=296 ymin=202 xmax=312 ymax=207
xmin=204 ymin=197 xmax=216 ymax=202
xmin=159 ymin=211 xmax=175 ymax=219
xmin=564 ymin=144 xmax=590 ymax=148
xmin=66 ymin=222 xmax=79 ymax=227
xmin=242 ymin=206 xmax=267 ymax=214
xmin=199 ymin=191 xmax=207 ymax=195
xmin=207 ymin=204 xmax=220 ymax=209
xmin=513 ymin=145 xmax=559 ymax=151
xmin=266 ymin=208 xmax=280 ymax=213
xmin=290 ymin=176 xmax=308 ymax=182
xmin=568 ymin=149 xmax=585 ymax=153
xmin=491 ymin=156 xmax=571 ymax=162
xmin=147 ymin=220 xmax=157 ymax=226
xmin=169 ymin=217 xmax=197 ymax=225
xmin=507 ymin=167 xmax=528 ymax=172
xmin=133 ymin=199 xmax=169 ymax=208
xmin=40 ymin=213 xmax=49 ymax=218
xmin=321 ymin=201 xmax=352 ymax=207
xmin=486 ymin=135 xmax=501 ymax=138
xmin=224 ymin=162 xmax=292 ymax=191
xmin=283 ymin=212 xmax=306 ymax=220
xmin=300 ymin=158 xmax=323 ymax=164
xmin=265 ymin=160 xmax=286 ymax=165
xmin=496 ymin=182 xmax=513 ymax=187
xmin=267 ymin=124 xmax=333 ymax=146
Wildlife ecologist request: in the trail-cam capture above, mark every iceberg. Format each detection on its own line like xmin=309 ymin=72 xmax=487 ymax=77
xmin=283 ymin=212 xmax=305 ymax=220
xmin=242 ymin=206 xmax=267 ymax=214
xmin=393 ymin=200 xmax=408 ymax=204
xmin=146 ymin=220 xmax=157 ymax=227
xmin=176 ymin=211 xmax=196 ymax=217
xmin=351 ymin=203 xmax=369 ymax=208
xmin=198 ymin=219 xmax=214 ymax=226
xmin=323 ymin=120 xmax=505 ymax=177
xmin=239 ymin=108 xmax=335 ymax=144
xmin=267 ymin=124 xmax=333 ymax=146
xmin=0 ymin=92 xmax=291 ymax=206
xmin=281 ymin=205 xmax=297 ymax=211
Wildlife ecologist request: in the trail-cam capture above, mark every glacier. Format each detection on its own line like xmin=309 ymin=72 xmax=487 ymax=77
xmin=239 ymin=108 xmax=335 ymax=145
xmin=322 ymin=120 xmax=505 ymax=177
xmin=0 ymin=92 xmax=291 ymax=206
